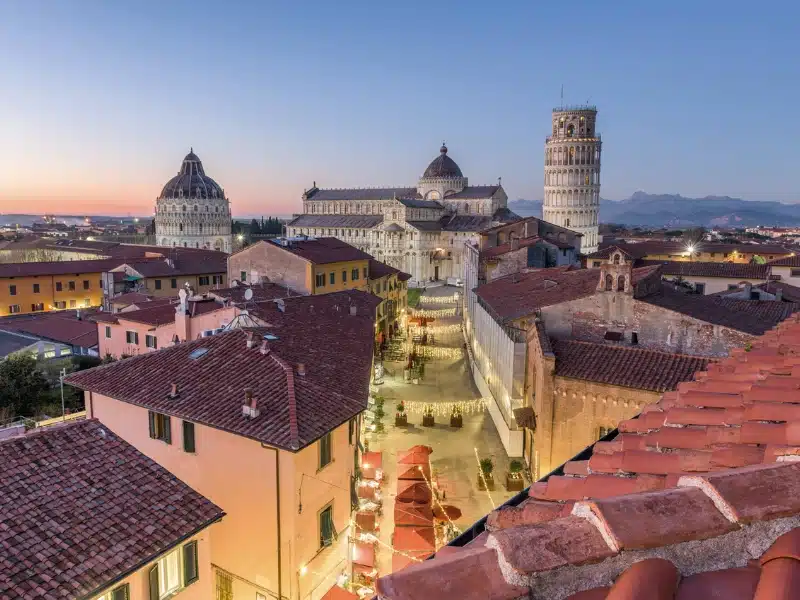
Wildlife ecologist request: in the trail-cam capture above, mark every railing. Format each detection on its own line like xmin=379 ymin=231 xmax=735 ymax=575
xmin=36 ymin=411 xmax=87 ymax=428
xmin=552 ymin=104 xmax=597 ymax=112
xmin=546 ymin=134 xmax=601 ymax=143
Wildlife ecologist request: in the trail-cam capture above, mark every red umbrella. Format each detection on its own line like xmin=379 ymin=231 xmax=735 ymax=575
xmin=321 ymin=585 xmax=359 ymax=600
xmin=352 ymin=541 xmax=375 ymax=568
xmin=394 ymin=503 xmax=434 ymax=527
xmin=432 ymin=504 xmax=462 ymax=521
xmin=355 ymin=511 xmax=377 ymax=533
xmin=396 ymin=480 xmax=432 ymax=504
xmin=397 ymin=462 xmax=431 ymax=481
xmin=398 ymin=446 xmax=433 ymax=465
xmin=361 ymin=451 xmax=383 ymax=480
xmin=357 ymin=482 xmax=378 ymax=501
xmin=393 ymin=526 xmax=436 ymax=552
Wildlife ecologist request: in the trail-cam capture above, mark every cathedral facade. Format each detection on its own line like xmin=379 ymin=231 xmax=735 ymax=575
xmin=286 ymin=145 xmax=520 ymax=284
xmin=154 ymin=150 xmax=232 ymax=253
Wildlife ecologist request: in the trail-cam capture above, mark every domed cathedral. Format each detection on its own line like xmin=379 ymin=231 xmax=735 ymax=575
xmin=154 ymin=150 xmax=232 ymax=253
xmin=286 ymin=144 xmax=520 ymax=285
xmin=542 ymin=106 xmax=602 ymax=254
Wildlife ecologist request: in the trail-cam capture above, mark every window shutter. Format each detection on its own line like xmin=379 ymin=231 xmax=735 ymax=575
xmin=112 ymin=583 xmax=129 ymax=600
xmin=183 ymin=421 xmax=195 ymax=453
xmin=183 ymin=541 xmax=199 ymax=584
xmin=148 ymin=411 xmax=156 ymax=439
xmin=163 ymin=415 xmax=172 ymax=444
xmin=148 ymin=565 xmax=159 ymax=600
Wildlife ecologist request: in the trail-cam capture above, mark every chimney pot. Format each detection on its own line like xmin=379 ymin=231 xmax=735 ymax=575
xmin=259 ymin=339 xmax=270 ymax=355
xmin=297 ymin=362 xmax=306 ymax=376
xmin=246 ymin=331 xmax=255 ymax=349
xmin=349 ymin=305 xmax=357 ymax=316
xmin=169 ymin=383 xmax=179 ymax=397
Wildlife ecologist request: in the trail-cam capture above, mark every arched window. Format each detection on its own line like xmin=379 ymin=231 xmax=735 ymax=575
xmin=567 ymin=124 xmax=575 ymax=137
xmin=613 ymin=253 xmax=621 ymax=265
xmin=618 ymin=276 xmax=625 ymax=291
xmin=605 ymin=274 xmax=613 ymax=291
xmin=182 ymin=205 xmax=187 ymax=212
xmin=179 ymin=224 xmax=184 ymax=232
xmin=194 ymin=205 xmax=198 ymax=212
xmin=565 ymin=218 xmax=570 ymax=227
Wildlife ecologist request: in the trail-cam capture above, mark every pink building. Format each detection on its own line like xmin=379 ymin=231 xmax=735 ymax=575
xmin=68 ymin=290 xmax=379 ymax=600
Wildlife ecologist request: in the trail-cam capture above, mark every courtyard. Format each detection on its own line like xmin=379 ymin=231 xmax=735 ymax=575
xmin=361 ymin=286 xmax=522 ymax=579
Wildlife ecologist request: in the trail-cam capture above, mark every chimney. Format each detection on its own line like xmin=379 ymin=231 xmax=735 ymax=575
xmin=246 ymin=331 xmax=256 ymax=349
xmin=297 ymin=363 xmax=306 ymax=377
xmin=349 ymin=304 xmax=357 ymax=316
xmin=259 ymin=339 xmax=270 ymax=355
xmin=242 ymin=388 xmax=260 ymax=418
xmin=168 ymin=383 xmax=180 ymax=398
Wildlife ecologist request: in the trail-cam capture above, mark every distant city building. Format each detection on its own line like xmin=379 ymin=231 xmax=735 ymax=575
xmin=543 ymin=106 xmax=602 ymax=253
xmin=286 ymin=145 xmax=521 ymax=285
xmin=154 ymin=150 xmax=232 ymax=252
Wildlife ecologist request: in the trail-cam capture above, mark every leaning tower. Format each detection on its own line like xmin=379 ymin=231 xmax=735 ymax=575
xmin=543 ymin=106 xmax=601 ymax=253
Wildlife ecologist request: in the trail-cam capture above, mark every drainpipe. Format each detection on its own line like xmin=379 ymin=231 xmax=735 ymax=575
xmin=276 ymin=448 xmax=283 ymax=600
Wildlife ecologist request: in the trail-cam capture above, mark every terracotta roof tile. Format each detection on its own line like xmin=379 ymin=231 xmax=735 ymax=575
xmin=0 ymin=420 xmax=223 ymax=600
xmin=264 ymin=237 xmax=373 ymax=264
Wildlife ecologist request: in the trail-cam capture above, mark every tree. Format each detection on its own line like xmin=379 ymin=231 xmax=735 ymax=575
xmin=145 ymin=219 xmax=156 ymax=236
xmin=250 ymin=218 xmax=261 ymax=235
xmin=682 ymin=227 xmax=706 ymax=247
xmin=0 ymin=354 xmax=50 ymax=417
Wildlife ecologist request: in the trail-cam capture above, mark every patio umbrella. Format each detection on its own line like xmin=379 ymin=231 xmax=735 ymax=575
xmin=361 ymin=451 xmax=383 ymax=480
xmin=355 ymin=511 xmax=377 ymax=533
xmin=393 ymin=526 xmax=436 ymax=553
xmin=357 ymin=482 xmax=378 ymax=501
xmin=433 ymin=504 xmax=462 ymax=521
xmin=397 ymin=462 xmax=431 ymax=481
xmin=394 ymin=503 xmax=434 ymax=527
xmin=396 ymin=480 xmax=432 ymax=504
xmin=392 ymin=551 xmax=433 ymax=573
xmin=321 ymin=585 xmax=359 ymax=600
xmin=397 ymin=445 xmax=433 ymax=465
xmin=352 ymin=540 xmax=375 ymax=568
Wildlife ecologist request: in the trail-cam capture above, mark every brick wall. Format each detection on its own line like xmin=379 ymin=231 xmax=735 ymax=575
xmin=227 ymin=241 xmax=310 ymax=294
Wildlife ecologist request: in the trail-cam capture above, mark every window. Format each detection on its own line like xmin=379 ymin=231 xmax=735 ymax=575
xmin=69 ymin=300 xmax=77 ymax=308
xmin=171 ymin=278 xmax=177 ymax=289
xmin=728 ymin=284 xmax=740 ymax=290
xmin=240 ymin=271 xmax=247 ymax=282
xmin=750 ymin=290 xmax=760 ymax=300
xmin=319 ymin=432 xmax=332 ymax=469
xmin=56 ymin=281 xmax=63 ymax=292
xmin=33 ymin=283 xmax=40 ymax=293
xmin=695 ymin=283 xmax=706 ymax=295
xmin=199 ymin=276 xmax=210 ymax=286
xmin=352 ymin=268 xmax=359 ymax=281
xmin=183 ymin=541 xmax=199 ymax=585
xmin=592 ymin=261 xmax=601 ymax=268
xmin=94 ymin=583 xmax=129 ymax=600
xmin=342 ymin=270 xmax=347 ymax=283
xmin=215 ymin=570 xmax=233 ymax=600
xmin=9 ymin=304 xmax=20 ymax=314
xmin=598 ymin=426 xmax=613 ymax=439
xmin=54 ymin=301 xmax=66 ymax=309
xmin=84 ymin=298 xmax=91 ymax=307
xmin=604 ymin=331 xmax=623 ymax=342
xmin=105 ymin=326 xmax=112 ymax=339
xmin=145 ymin=334 xmax=158 ymax=349
xmin=631 ymin=332 xmax=639 ymax=345
xmin=9 ymin=285 xmax=16 ymax=296
xmin=213 ymin=275 xmax=223 ymax=285
xmin=383 ymin=280 xmax=387 ymax=292
xmin=126 ymin=331 xmax=139 ymax=345
xmin=83 ymin=280 xmax=90 ymax=290
xmin=155 ymin=279 xmax=162 ymax=290
xmin=183 ymin=421 xmax=196 ymax=453
xmin=148 ymin=411 xmax=171 ymax=444
xmin=319 ymin=504 xmax=335 ymax=548
xmin=68 ymin=281 xmax=76 ymax=291
xmin=363 ymin=267 xmax=367 ymax=278
xmin=315 ymin=273 xmax=326 ymax=288
xmin=329 ymin=272 xmax=335 ymax=285
xmin=151 ymin=548 xmax=181 ymax=598
xmin=348 ymin=418 xmax=355 ymax=445
xmin=31 ymin=303 xmax=44 ymax=312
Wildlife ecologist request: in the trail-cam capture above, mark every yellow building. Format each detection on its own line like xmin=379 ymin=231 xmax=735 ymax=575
xmin=368 ymin=259 xmax=411 ymax=336
xmin=0 ymin=259 xmax=119 ymax=317
xmin=586 ymin=240 xmax=793 ymax=265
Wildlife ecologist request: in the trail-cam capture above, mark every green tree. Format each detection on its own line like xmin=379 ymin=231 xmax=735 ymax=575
xmin=250 ymin=218 xmax=261 ymax=235
xmin=0 ymin=354 xmax=50 ymax=417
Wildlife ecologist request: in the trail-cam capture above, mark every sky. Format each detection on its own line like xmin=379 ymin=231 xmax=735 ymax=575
xmin=1 ymin=1 xmax=798 ymax=217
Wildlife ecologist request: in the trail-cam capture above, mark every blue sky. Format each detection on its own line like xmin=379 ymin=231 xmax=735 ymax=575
xmin=0 ymin=0 xmax=797 ymax=216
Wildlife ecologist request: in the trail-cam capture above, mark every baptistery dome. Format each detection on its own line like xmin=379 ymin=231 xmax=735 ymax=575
xmin=422 ymin=144 xmax=463 ymax=179
xmin=154 ymin=149 xmax=232 ymax=253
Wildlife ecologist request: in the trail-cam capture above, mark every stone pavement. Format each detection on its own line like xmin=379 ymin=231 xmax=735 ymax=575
xmin=364 ymin=287 xmax=521 ymax=578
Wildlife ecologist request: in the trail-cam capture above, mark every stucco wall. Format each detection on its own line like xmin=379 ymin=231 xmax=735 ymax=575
xmin=228 ymin=241 xmax=312 ymax=294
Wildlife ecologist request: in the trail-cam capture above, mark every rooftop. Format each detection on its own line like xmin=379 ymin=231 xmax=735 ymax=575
xmin=593 ymin=240 xmax=793 ymax=260
xmin=639 ymin=259 xmax=772 ymax=279
xmin=376 ymin=317 xmax=800 ymax=600
xmin=111 ymin=297 xmax=224 ymax=326
xmin=368 ymin=259 xmax=411 ymax=282
xmin=0 ymin=420 xmax=223 ymax=600
xmin=552 ymin=339 xmax=711 ymax=393
xmin=265 ymin=237 xmax=373 ymax=265
xmin=66 ymin=291 xmax=379 ymax=451
xmin=0 ymin=310 xmax=99 ymax=348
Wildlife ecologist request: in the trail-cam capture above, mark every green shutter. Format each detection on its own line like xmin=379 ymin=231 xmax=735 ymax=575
xmin=148 ymin=411 xmax=156 ymax=439
xmin=148 ymin=564 xmax=159 ymax=600
xmin=111 ymin=583 xmax=129 ymax=600
xmin=163 ymin=415 xmax=172 ymax=444
xmin=183 ymin=541 xmax=199 ymax=584
xmin=183 ymin=421 xmax=195 ymax=453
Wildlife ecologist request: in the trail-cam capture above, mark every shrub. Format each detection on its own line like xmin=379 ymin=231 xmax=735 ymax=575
xmin=509 ymin=459 xmax=523 ymax=473
xmin=479 ymin=457 xmax=494 ymax=476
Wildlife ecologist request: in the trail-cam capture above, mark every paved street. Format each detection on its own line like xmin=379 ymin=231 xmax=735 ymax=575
xmin=364 ymin=286 xmax=520 ymax=577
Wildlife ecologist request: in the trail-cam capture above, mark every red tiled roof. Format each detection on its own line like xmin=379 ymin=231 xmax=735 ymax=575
xmin=480 ymin=236 xmax=542 ymax=259
xmin=122 ymin=255 xmax=227 ymax=277
xmin=595 ymin=240 xmax=792 ymax=259
xmin=66 ymin=291 xmax=378 ymax=451
xmin=712 ymin=298 xmax=800 ymax=325
xmin=115 ymin=298 xmax=223 ymax=326
xmin=0 ymin=258 xmax=126 ymax=278
xmin=474 ymin=266 xmax=656 ymax=323
xmin=639 ymin=259 xmax=771 ymax=279
xmin=0 ymin=310 xmax=99 ymax=348
xmin=368 ymin=258 xmax=411 ymax=282
xmin=110 ymin=292 xmax=155 ymax=305
xmin=552 ymin=339 xmax=711 ymax=393
xmin=209 ymin=283 xmax=298 ymax=304
xmin=760 ymin=280 xmax=800 ymax=302
xmin=0 ymin=419 xmax=223 ymax=600
xmin=768 ymin=255 xmax=800 ymax=267
xmin=260 ymin=237 xmax=372 ymax=265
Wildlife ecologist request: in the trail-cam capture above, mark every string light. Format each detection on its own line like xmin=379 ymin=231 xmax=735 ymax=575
xmin=474 ymin=447 xmax=496 ymax=509
xmin=417 ymin=463 xmax=462 ymax=540
xmin=409 ymin=323 xmax=462 ymax=335
xmin=402 ymin=398 xmax=487 ymax=416
xmin=415 ymin=345 xmax=464 ymax=360
xmin=412 ymin=307 xmax=457 ymax=318
xmin=417 ymin=294 xmax=459 ymax=304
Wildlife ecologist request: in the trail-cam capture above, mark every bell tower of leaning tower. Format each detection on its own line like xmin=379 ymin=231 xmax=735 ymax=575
xmin=543 ymin=105 xmax=601 ymax=253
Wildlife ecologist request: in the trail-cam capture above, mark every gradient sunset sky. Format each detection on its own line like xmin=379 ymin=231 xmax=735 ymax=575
xmin=1 ymin=1 xmax=797 ymax=217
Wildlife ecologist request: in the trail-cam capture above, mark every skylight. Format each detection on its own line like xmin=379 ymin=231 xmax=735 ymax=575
xmin=264 ymin=334 xmax=279 ymax=340
xmin=189 ymin=348 xmax=209 ymax=360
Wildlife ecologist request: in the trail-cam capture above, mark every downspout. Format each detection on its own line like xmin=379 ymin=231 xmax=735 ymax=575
xmin=276 ymin=448 xmax=283 ymax=600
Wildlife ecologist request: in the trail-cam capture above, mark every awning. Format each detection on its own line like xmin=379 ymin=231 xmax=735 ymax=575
xmin=432 ymin=504 xmax=462 ymax=521
xmin=352 ymin=541 xmax=375 ymax=568
xmin=397 ymin=462 xmax=430 ymax=481
xmin=321 ymin=584 xmax=359 ymax=600
xmin=394 ymin=503 xmax=434 ymax=527
xmin=393 ymin=526 xmax=436 ymax=552
xmin=514 ymin=406 xmax=537 ymax=431
xmin=397 ymin=445 xmax=433 ymax=465
xmin=357 ymin=482 xmax=379 ymax=501
xmin=396 ymin=480 xmax=432 ymax=504
xmin=361 ymin=451 xmax=383 ymax=480
xmin=355 ymin=511 xmax=377 ymax=533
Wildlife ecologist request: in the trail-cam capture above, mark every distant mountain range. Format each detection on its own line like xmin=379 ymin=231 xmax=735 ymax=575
xmin=510 ymin=192 xmax=800 ymax=227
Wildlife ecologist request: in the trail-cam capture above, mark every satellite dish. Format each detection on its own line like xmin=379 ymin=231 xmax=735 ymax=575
xmin=244 ymin=289 xmax=254 ymax=301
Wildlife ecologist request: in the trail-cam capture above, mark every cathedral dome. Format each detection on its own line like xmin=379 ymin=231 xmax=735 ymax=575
xmin=422 ymin=144 xmax=463 ymax=179
xmin=158 ymin=149 xmax=225 ymax=200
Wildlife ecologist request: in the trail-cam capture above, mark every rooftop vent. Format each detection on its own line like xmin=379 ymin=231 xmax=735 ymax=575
xmin=350 ymin=305 xmax=358 ymax=316
xmin=167 ymin=383 xmax=180 ymax=398
xmin=259 ymin=339 xmax=270 ymax=355
xmin=297 ymin=363 xmax=306 ymax=377
xmin=543 ymin=279 xmax=558 ymax=289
